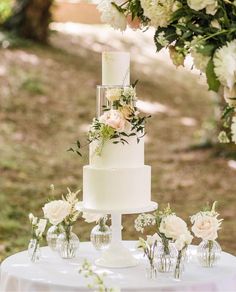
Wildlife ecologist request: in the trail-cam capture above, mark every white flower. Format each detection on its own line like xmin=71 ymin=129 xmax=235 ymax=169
xmin=218 ymin=131 xmax=230 ymax=143
xmin=82 ymin=212 xmax=104 ymax=223
xmin=210 ymin=19 xmax=221 ymax=29
xmin=191 ymin=50 xmax=210 ymax=72
xmin=175 ymin=231 xmax=193 ymax=251
xmin=146 ymin=233 xmax=161 ymax=246
xmin=99 ymin=109 xmax=126 ymax=131
xmin=29 ymin=213 xmax=38 ymax=225
xmin=224 ymin=85 xmax=236 ymax=107
xmin=35 ymin=219 xmax=47 ymax=237
xmin=97 ymin=0 xmax=127 ymax=31
xmin=134 ymin=213 xmax=156 ymax=233
xmin=231 ymin=116 xmax=236 ymax=143
xmin=156 ymin=31 xmax=169 ymax=47
xmin=106 ymin=88 xmax=122 ymax=102
xmin=123 ymin=86 xmax=136 ymax=98
xmin=213 ymin=40 xmax=236 ymax=90
xmin=187 ymin=0 xmax=218 ymax=15
xmin=159 ymin=214 xmax=188 ymax=240
xmin=191 ymin=214 xmax=222 ymax=240
xmin=140 ymin=0 xmax=176 ymax=28
xmin=43 ymin=200 xmax=71 ymax=225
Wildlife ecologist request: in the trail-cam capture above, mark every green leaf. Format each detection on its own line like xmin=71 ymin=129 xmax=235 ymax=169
xmin=196 ymin=44 xmax=216 ymax=56
xmin=205 ymin=59 xmax=220 ymax=92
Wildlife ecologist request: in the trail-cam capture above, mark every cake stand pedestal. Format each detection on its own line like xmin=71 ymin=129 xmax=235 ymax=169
xmin=81 ymin=202 xmax=157 ymax=268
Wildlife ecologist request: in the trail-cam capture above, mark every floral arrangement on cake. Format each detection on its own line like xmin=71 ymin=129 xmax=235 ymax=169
xmin=97 ymin=0 xmax=236 ymax=143
xmin=69 ymin=83 xmax=150 ymax=156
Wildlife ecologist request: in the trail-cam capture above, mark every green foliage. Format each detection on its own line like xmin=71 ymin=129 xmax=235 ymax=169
xmin=21 ymin=78 xmax=45 ymax=95
xmin=205 ymin=59 xmax=221 ymax=92
xmin=0 ymin=0 xmax=12 ymax=24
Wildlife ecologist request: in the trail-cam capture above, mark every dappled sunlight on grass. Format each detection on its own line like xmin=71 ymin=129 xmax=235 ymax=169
xmin=228 ymin=160 xmax=236 ymax=170
xmin=180 ymin=117 xmax=197 ymax=127
xmin=137 ymin=100 xmax=169 ymax=115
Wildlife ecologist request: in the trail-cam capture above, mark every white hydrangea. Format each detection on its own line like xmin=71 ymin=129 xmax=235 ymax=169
xmin=231 ymin=117 xmax=236 ymax=143
xmin=140 ymin=0 xmax=176 ymax=28
xmin=213 ymin=40 xmax=236 ymax=90
xmin=187 ymin=0 xmax=218 ymax=15
xmin=97 ymin=0 xmax=127 ymax=31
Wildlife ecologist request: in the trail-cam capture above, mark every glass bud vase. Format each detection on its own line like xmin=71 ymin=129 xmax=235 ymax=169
xmin=57 ymin=228 xmax=80 ymax=259
xmin=156 ymin=241 xmax=178 ymax=273
xmin=46 ymin=225 xmax=60 ymax=251
xmin=28 ymin=239 xmax=41 ymax=263
xmin=174 ymin=249 xmax=186 ymax=280
xmin=146 ymin=264 xmax=157 ymax=280
xmin=197 ymin=240 xmax=221 ymax=267
xmin=90 ymin=224 xmax=112 ymax=251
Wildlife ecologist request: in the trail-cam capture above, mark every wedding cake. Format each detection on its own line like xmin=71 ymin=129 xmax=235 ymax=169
xmin=83 ymin=52 xmax=151 ymax=211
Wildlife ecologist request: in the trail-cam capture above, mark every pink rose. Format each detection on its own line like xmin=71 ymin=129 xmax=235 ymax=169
xmin=99 ymin=110 xmax=126 ymax=132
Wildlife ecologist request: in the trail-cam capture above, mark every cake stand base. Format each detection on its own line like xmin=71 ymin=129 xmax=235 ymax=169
xmin=79 ymin=202 xmax=158 ymax=268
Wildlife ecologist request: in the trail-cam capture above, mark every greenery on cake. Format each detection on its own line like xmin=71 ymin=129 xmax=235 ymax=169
xmin=69 ymin=83 xmax=150 ymax=156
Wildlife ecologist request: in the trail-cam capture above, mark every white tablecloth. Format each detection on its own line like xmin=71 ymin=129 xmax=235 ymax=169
xmin=1 ymin=241 xmax=236 ymax=292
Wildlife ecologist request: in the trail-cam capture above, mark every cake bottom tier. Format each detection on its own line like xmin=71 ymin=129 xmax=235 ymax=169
xmin=83 ymin=165 xmax=151 ymax=210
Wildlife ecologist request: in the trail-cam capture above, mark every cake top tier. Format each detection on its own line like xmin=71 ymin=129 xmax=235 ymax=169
xmin=102 ymin=52 xmax=130 ymax=86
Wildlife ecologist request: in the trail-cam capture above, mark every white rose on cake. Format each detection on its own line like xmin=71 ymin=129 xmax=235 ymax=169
xmin=99 ymin=109 xmax=126 ymax=131
xmin=159 ymin=214 xmax=188 ymax=240
xmin=43 ymin=200 xmax=71 ymax=225
xmin=191 ymin=214 xmax=221 ymax=240
xmin=106 ymin=88 xmax=122 ymax=102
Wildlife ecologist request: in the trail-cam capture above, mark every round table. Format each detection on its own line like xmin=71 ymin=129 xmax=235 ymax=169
xmin=1 ymin=241 xmax=236 ymax=292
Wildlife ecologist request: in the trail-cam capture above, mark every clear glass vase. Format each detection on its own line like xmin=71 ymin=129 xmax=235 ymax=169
xmin=197 ymin=240 xmax=221 ymax=267
xmin=90 ymin=224 xmax=112 ymax=251
xmin=146 ymin=263 xmax=157 ymax=280
xmin=46 ymin=225 xmax=60 ymax=251
xmin=156 ymin=241 xmax=178 ymax=273
xmin=28 ymin=238 xmax=41 ymax=262
xmin=174 ymin=249 xmax=185 ymax=280
xmin=57 ymin=228 xmax=80 ymax=259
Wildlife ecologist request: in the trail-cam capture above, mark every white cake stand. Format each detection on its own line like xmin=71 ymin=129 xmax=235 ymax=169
xmin=80 ymin=202 xmax=158 ymax=268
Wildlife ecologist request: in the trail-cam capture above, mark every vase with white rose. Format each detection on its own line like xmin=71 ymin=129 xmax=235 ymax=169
xmin=191 ymin=202 xmax=223 ymax=267
xmin=28 ymin=213 xmax=47 ymax=262
xmin=43 ymin=188 xmax=81 ymax=259
xmin=83 ymin=213 xmax=111 ymax=250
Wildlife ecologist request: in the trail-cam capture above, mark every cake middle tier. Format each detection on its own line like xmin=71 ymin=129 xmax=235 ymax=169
xmin=89 ymin=137 xmax=144 ymax=168
xmin=83 ymin=165 xmax=151 ymax=210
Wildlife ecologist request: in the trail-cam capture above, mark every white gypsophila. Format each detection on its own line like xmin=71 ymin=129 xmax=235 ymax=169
xmin=134 ymin=213 xmax=156 ymax=233
xmin=175 ymin=231 xmax=193 ymax=251
xmin=218 ymin=131 xmax=230 ymax=143
xmin=187 ymin=0 xmax=218 ymax=15
xmin=140 ymin=0 xmax=176 ymax=28
xmin=82 ymin=212 xmax=104 ymax=223
xmin=156 ymin=31 xmax=169 ymax=46
xmin=159 ymin=214 xmax=188 ymax=240
xmin=43 ymin=200 xmax=71 ymax=225
xmin=191 ymin=49 xmax=210 ymax=72
xmin=213 ymin=40 xmax=236 ymax=90
xmin=106 ymin=88 xmax=122 ymax=102
xmin=146 ymin=233 xmax=161 ymax=246
xmin=97 ymin=0 xmax=127 ymax=31
xmin=231 ymin=116 xmax=236 ymax=143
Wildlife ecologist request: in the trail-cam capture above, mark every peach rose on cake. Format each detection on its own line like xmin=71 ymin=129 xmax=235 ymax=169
xmin=159 ymin=214 xmax=188 ymax=240
xmin=119 ymin=105 xmax=134 ymax=120
xmin=191 ymin=214 xmax=221 ymax=240
xmin=99 ymin=110 xmax=126 ymax=132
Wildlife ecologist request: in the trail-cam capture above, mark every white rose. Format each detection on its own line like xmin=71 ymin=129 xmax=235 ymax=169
xmin=175 ymin=231 xmax=193 ymax=251
xmin=99 ymin=110 xmax=126 ymax=132
xmin=42 ymin=200 xmax=71 ymax=225
xmin=191 ymin=215 xmax=220 ymax=240
xmin=187 ymin=0 xmax=217 ymax=14
xmin=146 ymin=233 xmax=161 ymax=246
xmin=97 ymin=0 xmax=127 ymax=31
xmin=82 ymin=212 xmax=104 ymax=223
xmin=159 ymin=215 xmax=188 ymax=240
xmin=106 ymin=88 xmax=122 ymax=102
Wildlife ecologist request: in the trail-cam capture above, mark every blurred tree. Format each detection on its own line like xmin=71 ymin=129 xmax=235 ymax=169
xmin=3 ymin=0 xmax=53 ymax=43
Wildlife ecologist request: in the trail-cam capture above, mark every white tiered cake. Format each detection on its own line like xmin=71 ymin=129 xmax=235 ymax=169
xmin=83 ymin=52 xmax=151 ymax=211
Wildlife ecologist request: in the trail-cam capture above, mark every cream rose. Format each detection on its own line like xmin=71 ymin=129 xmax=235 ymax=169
xmin=159 ymin=215 xmax=188 ymax=240
xmin=43 ymin=200 xmax=71 ymax=225
xmin=191 ymin=215 xmax=220 ymax=240
xmin=99 ymin=110 xmax=126 ymax=132
xmin=106 ymin=88 xmax=122 ymax=102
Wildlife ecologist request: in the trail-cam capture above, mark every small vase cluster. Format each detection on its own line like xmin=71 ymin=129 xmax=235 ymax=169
xmin=135 ymin=202 xmax=223 ymax=280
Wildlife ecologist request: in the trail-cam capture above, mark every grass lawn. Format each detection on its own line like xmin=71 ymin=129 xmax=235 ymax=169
xmin=0 ymin=24 xmax=236 ymax=261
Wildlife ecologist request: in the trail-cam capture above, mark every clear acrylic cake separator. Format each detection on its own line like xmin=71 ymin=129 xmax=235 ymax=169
xmin=80 ymin=202 xmax=158 ymax=268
